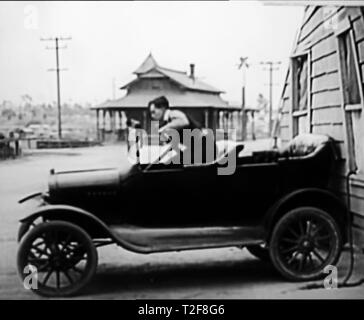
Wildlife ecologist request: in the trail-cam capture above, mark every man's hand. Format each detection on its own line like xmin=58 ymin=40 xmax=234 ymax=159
xmin=159 ymin=132 xmax=172 ymax=144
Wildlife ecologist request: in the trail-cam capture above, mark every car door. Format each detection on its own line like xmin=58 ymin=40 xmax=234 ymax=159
xmin=139 ymin=162 xmax=217 ymax=226
xmin=215 ymin=157 xmax=280 ymax=226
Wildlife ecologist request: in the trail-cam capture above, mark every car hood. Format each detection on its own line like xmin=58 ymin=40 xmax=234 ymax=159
xmin=48 ymin=162 xmax=137 ymax=197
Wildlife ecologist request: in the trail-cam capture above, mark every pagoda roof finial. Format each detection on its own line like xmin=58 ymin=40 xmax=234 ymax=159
xmin=133 ymin=53 xmax=159 ymax=74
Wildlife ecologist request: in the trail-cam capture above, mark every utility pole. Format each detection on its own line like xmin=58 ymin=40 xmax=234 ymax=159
xmin=112 ymin=77 xmax=116 ymax=100
xmin=41 ymin=36 xmax=71 ymax=139
xmin=237 ymin=57 xmax=249 ymax=141
xmin=260 ymin=61 xmax=281 ymax=137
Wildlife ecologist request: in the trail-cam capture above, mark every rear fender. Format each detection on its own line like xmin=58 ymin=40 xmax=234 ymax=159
xmin=264 ymin=188 xmax=348 ymax=241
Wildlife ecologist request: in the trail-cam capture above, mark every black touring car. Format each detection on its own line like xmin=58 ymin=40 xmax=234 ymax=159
xmin=17 ymin=133 xmax=347 ymax=296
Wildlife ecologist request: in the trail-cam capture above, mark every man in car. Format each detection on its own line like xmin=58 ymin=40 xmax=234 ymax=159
xmin=148 ymin=96 xmax=215 ymax=164
xmin=148 ymin=96 xmax=200 ymax=135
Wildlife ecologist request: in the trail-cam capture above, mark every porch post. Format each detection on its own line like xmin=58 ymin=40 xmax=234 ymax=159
xmin=142 ymin=110 xmax=147 ymax=130
xmin=118 ymin=111 xmax=122 ymax=129
xmin=102 ymin=110 xmax=106 ymax=141
xmin=204 ymin=109 xmax=209 ymax=129
xmin=96 ymin=109 xmax=100 ymax=141
xmin=110 ymin=110 xmax=115 ymax=132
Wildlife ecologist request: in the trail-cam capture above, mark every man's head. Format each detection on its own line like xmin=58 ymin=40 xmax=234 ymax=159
xmin=148 ymin=96 xmax=169 ymax=121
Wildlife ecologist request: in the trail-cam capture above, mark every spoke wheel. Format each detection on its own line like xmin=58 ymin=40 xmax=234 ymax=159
xmin=17 ymin=221 xmax=98 ymax=297
xmin=269 ymin=207 xmax=342 ymax=281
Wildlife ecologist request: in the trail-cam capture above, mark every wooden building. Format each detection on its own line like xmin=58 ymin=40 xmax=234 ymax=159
xmin=93 ymin=54 xmax=241 ymax=141
xmin=277 ymin=6 xmax=364 ymax=245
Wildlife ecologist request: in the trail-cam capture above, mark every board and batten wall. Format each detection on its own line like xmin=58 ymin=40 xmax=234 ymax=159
xmin=278 ymin=6 xmax=364 ymax=245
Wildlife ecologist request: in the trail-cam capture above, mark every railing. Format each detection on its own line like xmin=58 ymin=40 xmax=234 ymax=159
xmin=35 ymin=139 xmax=101 ymax=149
xmin=0 ymin=137 xmax=103 ymax=160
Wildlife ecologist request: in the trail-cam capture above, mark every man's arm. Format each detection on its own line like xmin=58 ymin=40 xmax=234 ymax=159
xmin=159 ymin=110 xmax=190 ymax=133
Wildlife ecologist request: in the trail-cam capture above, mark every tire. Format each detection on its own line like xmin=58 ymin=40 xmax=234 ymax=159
xmin=269 ymin=207 xmax=342 ymax=281
xmin=246 ymin=245 xmax=270 ymax=262
xmin=17 ymin=221 xmax=98 ymax=297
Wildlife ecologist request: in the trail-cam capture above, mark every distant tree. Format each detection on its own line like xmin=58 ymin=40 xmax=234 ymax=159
xmin=21 ymin=94 xmax=33 ymax=105
xmin=2 ymin=108 xmax=16 ymax=120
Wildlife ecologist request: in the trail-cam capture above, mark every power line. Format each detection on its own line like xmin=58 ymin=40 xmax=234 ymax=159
xmin=41 ymin=36 xmax=72 ymax=139
xmin=260 ymin=61 xmax=281 ymax=137
xmin=112 ymin=77 xmax=116 ymax=100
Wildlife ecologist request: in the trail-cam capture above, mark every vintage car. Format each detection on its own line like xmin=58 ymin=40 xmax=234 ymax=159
xmin=17 ymin=133 xmax=348 ymax=297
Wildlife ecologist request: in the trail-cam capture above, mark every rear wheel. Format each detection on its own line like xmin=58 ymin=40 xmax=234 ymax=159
xmin=269 ymin=207 xmax=342 ymax=281
xmin=17 ymin=221 xmax=98 ymax=297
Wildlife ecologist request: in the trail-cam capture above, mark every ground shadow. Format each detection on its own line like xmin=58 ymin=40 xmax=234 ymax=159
xmin=82 ymin=254 xmax=283 ymax=297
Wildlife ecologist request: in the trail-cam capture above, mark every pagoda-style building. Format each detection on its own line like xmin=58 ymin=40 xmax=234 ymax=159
xmin=93 ymin=54 xmax=241 ymax=141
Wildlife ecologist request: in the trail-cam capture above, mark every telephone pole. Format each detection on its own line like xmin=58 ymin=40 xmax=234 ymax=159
xmin=260 ymin=61 xmax=281 ymax=136
xmin=41 ymin=36 xmax=71 ymax=139
xmin=238 ymin=57 xmax=249 ymax=140
xmin=112 ymin=77 xmax=116 ymax=100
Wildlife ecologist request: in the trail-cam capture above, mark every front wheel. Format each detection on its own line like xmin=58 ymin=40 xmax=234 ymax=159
xmin=269 ymin=207 xmax=342 ymax=281
xmin=17 ymin=221 xmax=98 ymax=297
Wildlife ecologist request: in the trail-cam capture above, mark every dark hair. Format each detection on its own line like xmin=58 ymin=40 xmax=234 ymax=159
xmin=148 ymin=96 xmax=169 ymax=110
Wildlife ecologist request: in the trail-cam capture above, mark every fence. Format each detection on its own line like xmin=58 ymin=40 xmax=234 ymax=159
xmin=0 ymin=137 xmax=102 ymax=160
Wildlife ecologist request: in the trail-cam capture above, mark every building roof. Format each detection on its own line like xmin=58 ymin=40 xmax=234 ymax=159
xmin=159 ymin=67 xmax=222 ymax=93
xmin=122 ymin=54 xmax=223 ymax=94
xmin=93 ymin=91 xmax=239 ymax=110
xmin=94 ymin=54 xmax=234 ymax=110
xmin=133 ymin=53 xmax=159 ymax=74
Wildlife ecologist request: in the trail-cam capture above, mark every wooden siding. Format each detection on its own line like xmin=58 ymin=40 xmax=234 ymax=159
xmin=311 ymin=52 xmax=339 ymax=77
xmin=280 ymin=6 xmax=364 ymax=144
xmin=311 ymin=105 xmax=342 ymax=125
xmin=311 ymin=71 xmax=340 ymax=93
xmin=311 ymin=88 xmax=341 ymax=108
xmin=331 ymin=173 xmax=364 ymax=225
xmin=311 ymin=122 xmax=344 ymax=141
xmin=278 ymin=6 xmax=364 ymax=241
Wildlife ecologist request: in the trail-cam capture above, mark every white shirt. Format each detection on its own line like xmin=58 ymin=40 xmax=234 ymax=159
xmin=159 ymin=109 xmax=189 ymax=133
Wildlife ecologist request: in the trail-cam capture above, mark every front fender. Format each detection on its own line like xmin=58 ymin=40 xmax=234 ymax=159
xmin=17 ymin=205 xmax=154 ymax=253
xmin=18 ymin=204 xmax=116 ymax=243
xmin=18 ymin=192 xmax=44 ymax=204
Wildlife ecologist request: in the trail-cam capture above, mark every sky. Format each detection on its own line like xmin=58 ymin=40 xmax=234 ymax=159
xmin=0 ymin=1 xmax=304 ymax=108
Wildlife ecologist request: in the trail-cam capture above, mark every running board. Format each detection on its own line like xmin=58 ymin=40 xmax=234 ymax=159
xmin=109 ymin=225 xmax=265 ymax=253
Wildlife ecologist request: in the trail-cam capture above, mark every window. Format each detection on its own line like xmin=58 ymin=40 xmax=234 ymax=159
xmin=337 ymin=23 xmax=364 ymax=173
xmin=291 ymin=52 xmax=310 ymax=136
xmin=295 ymin=55 xmax=308 ymax=111
xmin=339 ymin=30 xmax=361 ymax=106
